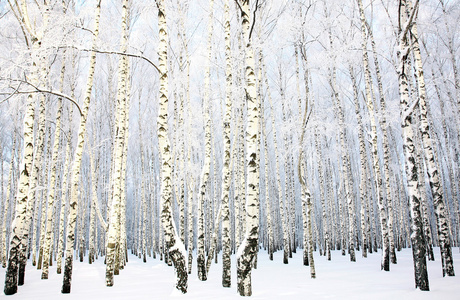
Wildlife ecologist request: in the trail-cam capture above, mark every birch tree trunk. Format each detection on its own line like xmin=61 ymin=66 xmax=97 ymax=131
xmin=1 ymin=133 xmax=17 ymax=269
xmin=3 ymin=82 xmax=36 ymax=295
xmin=57 ymin=105 xmax=73 ymax=274
xmin=221 ymin=0 xmax=232 ymax=288
xmin=41 ymin=50 xmax=68 ymax=278
xmin=197 ymin=0 xmax=215 ymax=282
xmin=397 ymin=0 xmax=429 ymax=291
xmin=37 ymin=125 xmax=51 ymax=270
xmin=408 ymin=4 xmax=455 ymax=276
xmin=61 ymin=0 xmax=101 ymax=293
xmin=349 ymin=65 xmax=369 ymax=258
xmin=4 ymin=0 xmax=48 ymax=290
xmin=139 ymin=99 xmax=147 ymax=263
xmin=266 ymin=63 xmax=289 ymax=265
xmin=260 ymin=50 xmax=274 ymax=262
xmin=331 ymin=75 xmax=356 ymax=262
xmin=297 ymin=58 xmax=315 ymax=278
xmin=357 ymin=0 xmax=390 ymax=270
xmin=361 ymin=0 xmax=397 ymax=264
xmin=156 ymin=0 xmax=188 ymax=293
xmin=236 ymin=0 xmax=260 ymax=296
xmin=106 ymin=0 xmax=130 ymax=286
xmin=41 ymin=96 xmax=63 ymax=280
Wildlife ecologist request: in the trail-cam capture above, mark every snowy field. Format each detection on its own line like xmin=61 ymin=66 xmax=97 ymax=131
xmin=2 ymin=247 xmax=460 ymax=299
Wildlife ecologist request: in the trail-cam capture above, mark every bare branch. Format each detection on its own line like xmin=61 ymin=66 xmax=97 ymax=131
xmin=56 ymin=46 xmax=161 ymax=73
xmin=234 ymin=0 xmax=243 ymax=14
xmin=0 ymin=82 xmax=22 ymax=104
xmin=248 ymin=0 xmax=259 ymax=41
xmin=0 ymin=78 xmax=83 ymax=116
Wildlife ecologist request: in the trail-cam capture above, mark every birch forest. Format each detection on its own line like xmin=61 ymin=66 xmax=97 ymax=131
xmin=0 ymin=0 xmax=459 ymax=297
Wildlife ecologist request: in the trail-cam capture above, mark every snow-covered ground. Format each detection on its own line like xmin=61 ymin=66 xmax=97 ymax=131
xmin=2 ymin=247 xmax=459 ymax=299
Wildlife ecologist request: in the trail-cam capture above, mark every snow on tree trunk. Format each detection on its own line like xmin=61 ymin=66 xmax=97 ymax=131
xmin=236 ymin=0 xmax=260 ymax=296
xmin=297 ymin=58 xmax=316 ymax=277
xmin=1 ymin=133 xmax=17 ymax=269
xmin=3 ymin=1 xmax=51 ymax=288
xmin=197 ymin=0 xmax=214 ymax=282
xmin=61 ymin=0 xmax=101 ymax=293
xmin=266 ymin=65 xmax=289 ymax=265
xmin=361 ymin=0 xmax=397 ymax=264
xmin=397 ymin=0 xmax=429 ymax=291
xmin=221 ymin=0 xmax=232 ymax=288
xmin=156 ymin=0 xmax=188 ymax=293
xmin=3 ymin=54 xmax=38 ymax=295
xmin=349 ymin=65 xmax=369 ymax=258
xmin=358 ymin=1 xmax=390 ymax=269
xmin=408 ymin=5 xmax=455 ymax=276
xmin=106 ymin=0 xmax=130 ymax=286
xmin=41 ymin=96 xmax=63 ymax=279
xmin=259 ymin=49 xmax=274 ymax=262
xmin=57 ymin=105 xmax=74 ymax=274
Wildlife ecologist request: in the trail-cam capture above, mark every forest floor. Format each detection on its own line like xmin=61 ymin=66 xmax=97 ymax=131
xmin=1 ymin=246 xmax=459 ymax=299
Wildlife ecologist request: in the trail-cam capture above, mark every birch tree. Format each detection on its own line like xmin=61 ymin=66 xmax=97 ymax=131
xmin=221 ymin=0 xmax=232 ymax=288
xmin=156 ymin=0 xmax=188 ymax=293
xmin=197 ymin=0 xmax=215 ymax=282
xmin=3 ymin=0 xmax=50 ymax=293
xmin=407 ymin=0 xmax=455 ymax=277
xmin=62 ymin=0 xmax=101 ymax=293
xmin=106 ymin=0 xmax=130 ymax=286
xmin=397 ymin=0 xmax=429 ymax=291
xmin=236 ymin=0 xmax=260 ymax=296
xmin=357 ymin=0 xmax=390 ymax=270
xmin=1 ymin=132 xmax=17 ymax=269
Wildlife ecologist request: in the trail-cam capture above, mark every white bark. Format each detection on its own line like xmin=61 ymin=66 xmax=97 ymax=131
xmin=106 ymin=0 xmax=130 ymax=286
xmin=62 ymin=0 xmax=101 ymax=293
xmin=1 ymin=134 xmax=17 ymax=269
xmin=41 ymin=96 xmax=63 ymax=279
xmin=56 ymin=105 xmax=74 ymax=274
xmin=221 ymin=0 xmax=232 ymax=287
xmin=358 ymin=1 xmax=390 ymax=268
xmin=265 ymin=61 xmax=289 ymax=265
xmin=3 ymin=1 xmax=48 ymax=288
xmin=156 ymin=0 xmax=188 ymax=293
xmin=4 ymin=49 xmax=38 ymax=295
xmin=349 ymin=66 xmax=369 ymax=258
xmin=197 ymin=0 xmax=214 ymax=282
xmin=236 ymin=0 xmax=260 ymax=296
xmin=397 ymin=0 xmax=429 ymax=290
xmin=409 ymin=7 xmax=455 ymax=276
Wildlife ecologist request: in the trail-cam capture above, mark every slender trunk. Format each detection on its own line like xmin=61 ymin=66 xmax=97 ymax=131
xmin=157 ymin=0 xmax=188 ymax=293
xmin=408 ymin=8 xmax=455 ymax=276
xmin=41 ymin=97 xmax=63 ymax=279
xmin=61 ymin=0 xmax=101 ymax=293
xmin=349 ymin=66 xmax=368 ymax=258
xmin=266 ymin=65 xmax=289 ymax=265
xmin=221 ymin=0 xmax=232 ymax=287
xmin=1 ymin=133 xmax=17 ymax=268
xmin=236 ymin=0 xmax=260 ymax=296
xmin=57 ymin=105 xmax=74 ymax=274
xmin=197 ymin=0 xmax=215 ymax=282
xmin=4 ymin=17 xmax=45 ymax=291
xmin=297 ymin=56 xmax=315 ymax=278
xmin=106 ymin=0 xmax=130 ymax=286
xmin=397 ymin=0 xmax=429 ymax=290
xmin=357 ymin=0 xmax=390 ymax=269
